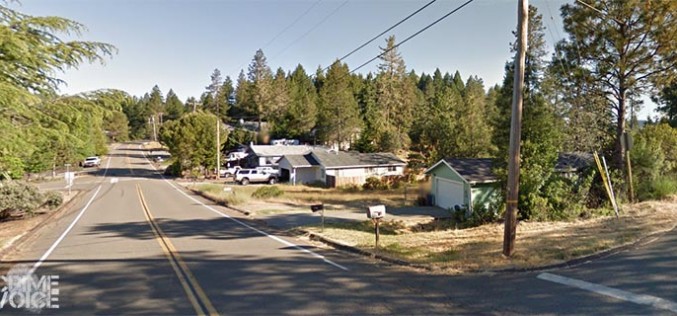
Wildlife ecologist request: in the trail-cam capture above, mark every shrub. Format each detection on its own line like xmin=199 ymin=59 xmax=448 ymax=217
xmin=43 ymin=191 xmax=63 ymax=209
xmin=164 ymin=161 xmax=182 ymax=176
xmin=363 ymin=177 xmax=389 ymax=190
xmin=0 ymin=181 xmax=44 ymax=219
xmin=638 ymin=176 xmax=677 ymax=201
xmin=338 ymin=184 xmax=361 ymax=193
xmin=251 ymin=186 xmax=284 ymax=199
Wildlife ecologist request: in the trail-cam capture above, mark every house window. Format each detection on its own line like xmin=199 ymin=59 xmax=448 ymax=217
xmin=367 ymin=167 xmax=375 ymax=174
xmin=387 ymin=166 xmax=397 ymax=172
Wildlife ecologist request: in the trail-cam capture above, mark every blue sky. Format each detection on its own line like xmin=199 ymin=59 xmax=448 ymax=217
xmin=14 ymin=0 xmax=657 ymax=118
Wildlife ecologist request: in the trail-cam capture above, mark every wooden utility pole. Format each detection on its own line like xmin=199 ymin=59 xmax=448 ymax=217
xmin=503 ymin=0 xmax=528 ymax=257
xmin=216 ymin=102 xmax=221 ymax=180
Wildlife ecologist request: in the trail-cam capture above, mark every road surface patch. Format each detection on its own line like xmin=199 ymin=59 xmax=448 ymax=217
xmin=138 ymin=144 xmax=349 ymax=272
xmin=136 ymin=184 xmax=219 ymax=316
xmin=537 ymin=272 xmax=677 ymax=313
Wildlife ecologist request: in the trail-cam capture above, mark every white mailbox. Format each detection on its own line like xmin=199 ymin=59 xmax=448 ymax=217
xmin=367 ymin=205 xmax=386 ymax=219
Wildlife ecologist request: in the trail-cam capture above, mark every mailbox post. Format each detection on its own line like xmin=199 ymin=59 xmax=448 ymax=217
xmin=310 ymin=203 xmax=325 ymax=232
xmin=64 ymin=164 xmax=73 ymax=196
xmin=367 ymin=205 xmax=386 ymax=250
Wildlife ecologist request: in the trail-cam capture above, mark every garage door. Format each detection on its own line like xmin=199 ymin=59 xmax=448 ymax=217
xmin=435 ymin=178 xmax=465 ymax=210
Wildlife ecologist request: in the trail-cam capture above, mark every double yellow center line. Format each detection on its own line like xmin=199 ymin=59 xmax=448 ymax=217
xmin=136 ymin=184 xmax=218 ymax=316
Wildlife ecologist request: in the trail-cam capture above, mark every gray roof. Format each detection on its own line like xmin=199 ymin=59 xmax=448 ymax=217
xmin=249 ymin=145 xmax=314 ymax=157
xmin=283 ymin=154 xmax=319 ymax=168
xmin=311 ymin=150 xmax=406 ymax=169
xmin=444 ymin=158 xmax=498 ymax=184
xmin=426 ymin=152 xmax=593 ymax=184
xmin=555 ymin=152 xmax=594 ymax=172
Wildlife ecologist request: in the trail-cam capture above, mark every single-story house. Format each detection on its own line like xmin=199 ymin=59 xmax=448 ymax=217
xmin=245 ymin=145 xmax=316 ymax=168
xmin=424 ymin=158 xmax=499 ymax=211
xmin=424 ymin=152 xmax=594 ymax=211
xmin=555 ymin=152 xmax=594 ymax=177
xmin=279 ymin=150 xmax=407 ymax=187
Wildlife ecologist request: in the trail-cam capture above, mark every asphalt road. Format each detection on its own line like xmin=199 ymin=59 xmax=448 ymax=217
xmin=2 ymin=143 xmax=676 ymax=315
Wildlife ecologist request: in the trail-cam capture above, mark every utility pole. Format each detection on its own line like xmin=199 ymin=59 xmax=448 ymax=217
xmin=503 ymin=0 xmax=528 ymax=257
xmin=216 ymin=101 xmax=221 ymax=180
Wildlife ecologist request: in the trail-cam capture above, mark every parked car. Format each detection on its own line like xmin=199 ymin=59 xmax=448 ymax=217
xmin=235 ymin=169 xmax=277 ymax=185
xmin=226 ymin=152 xmax=248 ymax=161
xmin=219 ymin=166 xmax=241 ymax=178
xmin=255 ymin=166 xmax=280 ymax=176
xmin=81 ymin=156 xmax=101 ymax=168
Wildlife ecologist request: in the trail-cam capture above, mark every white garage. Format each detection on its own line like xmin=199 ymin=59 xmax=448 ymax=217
xmin=435 ymin=177 xmax=465 ymax=210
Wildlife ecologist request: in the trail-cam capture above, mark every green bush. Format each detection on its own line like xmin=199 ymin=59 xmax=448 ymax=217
xmin=363 ymin=177 xmax=389 ymax=190
xmin=43 ymin=191 xmax=63 ymax=209
xmin=251 ymin=186 xmax=284 ymax=199
xmin=164 ymin=161 xmax=182 ymax=177
xmin=0 ymin=181 xmax=44 ymax=219
xmin=638 ymin=176 xmax=677 ymax=200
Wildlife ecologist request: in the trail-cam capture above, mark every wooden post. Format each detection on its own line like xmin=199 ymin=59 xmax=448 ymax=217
xmin=374 ymin=219 xmax=380 ymax=250
xmin=503 ymin=0 xmax=528 ymax=257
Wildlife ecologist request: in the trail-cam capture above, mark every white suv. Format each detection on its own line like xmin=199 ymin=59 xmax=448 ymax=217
xmin=235 ymin=169 xmax=278 ymax=185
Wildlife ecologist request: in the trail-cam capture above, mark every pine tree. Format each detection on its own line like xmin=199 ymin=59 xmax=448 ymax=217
xmin=492 ymin=5 xmax=562 ymax=219
xmin=317 ymin=61 xmax=362 ymax=150
xmin=269 ymin=67 xmax=289 ymax=135
xmin=148 ymin=85 xmax=164 ymax=121
xmin=556 ymin=0 xmax=677 ymax=173
xmin=247 ymin=49 xmax=274 ymax=131
xmin=355 ymin=73 xmax=378 ymax=152
xmin=233 ymin=70 xmax=252 ymax=118
xmin=164 ymin=89 xmax=184 ymax=121
xmin=280 ymin=64 xmax=317 ymax=139
xmin=374 ymin=36 xmax=416 ymax=152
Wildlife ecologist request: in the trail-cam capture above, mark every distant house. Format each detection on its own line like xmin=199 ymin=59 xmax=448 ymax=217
xmin=425 ymin=153 xmax=594 ymax=211
xmin=555 ymin=152 xmax=594 ymax=177
xmin=245 ymin=145 xmax=315 ymax=168
xmin=279 ymin=150 xmax=406 ymax=187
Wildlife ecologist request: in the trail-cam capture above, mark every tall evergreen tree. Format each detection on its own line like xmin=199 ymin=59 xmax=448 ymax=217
xmin=269 ymin=67 xmax=289 ymax=134
xmin=279 ymin=64 xmax=317 ymax=139
xmin=492 ymin=5 xmax=562 ymax=219
xmin=355 ymin=73 xmax=378 ymax=152
xmin=164 ymin=89 xmax=184 ymax=121
xmin=374 ymin=35 xmax=416 ymax=152
xmin=555 ymin=0 xmax=677 ymax=173
xmin=233 ymin=70 xmax=252 ymax=118
xmin=247 ymin=49 xmax=274 ymax=130
xmin=317 ymin=61 xmax=361 ymax=150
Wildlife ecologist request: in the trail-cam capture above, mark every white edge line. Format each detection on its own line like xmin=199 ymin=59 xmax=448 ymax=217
xmin=29 ymin=185 xmax=102 ymax=275
xmin=537 ymin=272 xmax=677 ymax=313
xmin=139 ymin=144 xmax=349 ymax=271
xmin=28 ymin=145 xmax=118 ymax=275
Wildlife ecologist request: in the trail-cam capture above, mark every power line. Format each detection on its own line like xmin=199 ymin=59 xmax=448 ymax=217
xmin=230 ymin=0 xmax=323 ymax=76
xmin=348 ymin=0 xmax=475 ymax=75
xmin=270 ymin=0 xmax=350 ymax=62
xmin=575 ymin=0 xmax=622 ymax=24
xmin=321 ymin=0 xmax=438 ymax=73
xmin=262 ymin=0 xmax=323 ymax=50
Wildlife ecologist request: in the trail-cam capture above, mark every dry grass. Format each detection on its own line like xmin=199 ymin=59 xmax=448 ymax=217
xmin=191 ymin=184 xmax=255 ymax=206
xmin=274 ymin=184 xmax=418 ymax=210
xmin=305 ymin=199 xmax=677 ymax=273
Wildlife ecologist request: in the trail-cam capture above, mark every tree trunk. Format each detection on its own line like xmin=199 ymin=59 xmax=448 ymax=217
xmin=614 ymin=87 xmax=627 ymax=175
